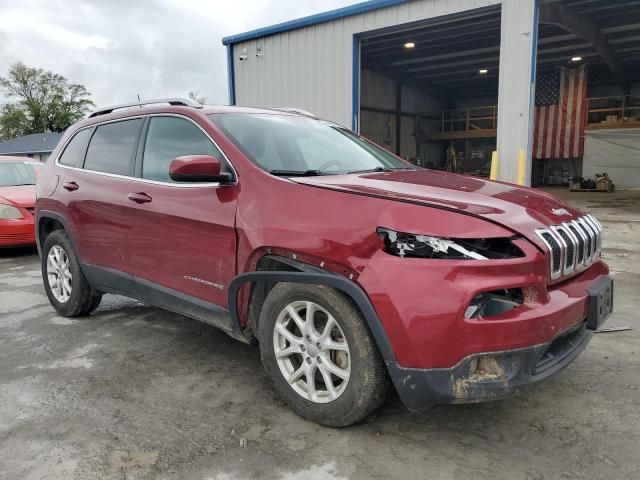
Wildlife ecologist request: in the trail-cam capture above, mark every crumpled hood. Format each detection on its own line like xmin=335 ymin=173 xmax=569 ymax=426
xmin=291 ymin=169 xmax=582 ymax=245
xmin=0 ymin=185 xmax=36 ymax=209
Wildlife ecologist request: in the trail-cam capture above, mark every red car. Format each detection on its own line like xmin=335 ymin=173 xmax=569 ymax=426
xmin=0 ymin=156 xmax=42 ymax=247
xmin=35 ymin=98 xmax=613 ymax=427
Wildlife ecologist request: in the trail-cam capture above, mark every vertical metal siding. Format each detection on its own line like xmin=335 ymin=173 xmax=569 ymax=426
xmin=232 ymin=0 xmax=501 ymax=128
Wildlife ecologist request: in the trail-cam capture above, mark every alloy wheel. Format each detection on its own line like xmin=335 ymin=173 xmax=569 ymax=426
xmin=47 ymin=245 xmax=72 ymax=303
xmin=273 ymin=300 xmax=351 ymax=403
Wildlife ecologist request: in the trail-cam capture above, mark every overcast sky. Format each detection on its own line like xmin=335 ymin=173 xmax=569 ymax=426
xmin=0 ymin=0 xmax=357 ymax=108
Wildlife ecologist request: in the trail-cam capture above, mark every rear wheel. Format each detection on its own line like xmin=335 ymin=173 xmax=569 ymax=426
xmin=42 ymin=230 xmax=102 ymax=317
xmin=258 ymin=283 xmax=390 ymax=427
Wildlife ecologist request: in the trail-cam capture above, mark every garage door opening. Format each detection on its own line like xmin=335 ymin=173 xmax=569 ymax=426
xmin=356 ymin=0 xmax=640 ymax=187
xmin=358 ymin=5 xmax=502 ymax=177
xmin=533 ymin=0 xmax=640 ymax=188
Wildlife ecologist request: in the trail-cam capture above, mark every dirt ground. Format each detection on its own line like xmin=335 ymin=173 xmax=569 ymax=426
xmin=1 ymin=188 xmax=639 ymax=480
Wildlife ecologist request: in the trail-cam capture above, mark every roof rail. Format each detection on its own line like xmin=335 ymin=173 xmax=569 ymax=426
xmin=89 ymin=97 xmax=203 ymax=118
xmin=272 ymin=107 xmax=317 ymax=118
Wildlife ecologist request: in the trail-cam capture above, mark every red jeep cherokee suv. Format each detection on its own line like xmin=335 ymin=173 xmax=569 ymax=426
xmin=35 ymin=98 xmax=613 ymax=427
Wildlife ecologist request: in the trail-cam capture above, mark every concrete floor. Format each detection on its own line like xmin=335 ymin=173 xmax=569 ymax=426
xmin=1 ymin=189 xmax=639 ymax=480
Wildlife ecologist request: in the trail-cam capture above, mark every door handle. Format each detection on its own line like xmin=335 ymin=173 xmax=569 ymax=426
xmin=62 ymin=181 xmax=79 ymax=192
xmin=127 ymin=192 xmax=153 ymax=204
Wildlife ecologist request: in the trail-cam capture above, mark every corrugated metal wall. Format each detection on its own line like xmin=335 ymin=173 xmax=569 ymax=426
xmin=232 ymin=0 xmax=501 ymax=128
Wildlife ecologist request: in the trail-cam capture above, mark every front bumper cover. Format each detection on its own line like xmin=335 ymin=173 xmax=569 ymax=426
xmin=388 ymin=322 xmax=592 ymax=411
xmin=0 ymin=218 xmax=36 ymax=247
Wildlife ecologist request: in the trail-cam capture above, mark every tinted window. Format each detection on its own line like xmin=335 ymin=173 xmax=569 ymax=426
xmin=84 ymin=119 xmax=142 ymax=175
xmin=142 ymin=116 xmax=222 ymax=182
xmin=58 ymin=129 xmax=91 ymax=167
xmin=211 ymin=114 xmax=411 ymax=175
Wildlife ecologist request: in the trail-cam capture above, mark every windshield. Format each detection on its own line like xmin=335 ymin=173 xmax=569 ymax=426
xmin=210 ymin=113 xmax=414 ymax=175
xmin=0 ymin=161 xmax=42 ymax=187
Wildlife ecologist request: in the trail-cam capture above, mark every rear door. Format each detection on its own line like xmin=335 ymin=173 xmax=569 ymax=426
xmin=122 ymin=115 xmax=238 ymax=308
xmin=62 ymin=118 xmax=143 ymax=277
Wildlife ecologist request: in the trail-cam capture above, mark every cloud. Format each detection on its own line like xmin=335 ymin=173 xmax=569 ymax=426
xmin=0 ymin=0 xmax=355 ymax=108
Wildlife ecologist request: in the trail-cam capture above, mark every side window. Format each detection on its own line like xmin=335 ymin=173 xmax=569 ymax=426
xmin=58 ymin=129 xmax=91 ymax=167
xmin=142 ymin=117 xmax=222 ymax=182
xmin=84 ymin=119 xmax=143 ymax=175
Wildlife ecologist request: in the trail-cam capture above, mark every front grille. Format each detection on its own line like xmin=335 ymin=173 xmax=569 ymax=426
xmin=536 ymin=214 xmax=602 ymax=280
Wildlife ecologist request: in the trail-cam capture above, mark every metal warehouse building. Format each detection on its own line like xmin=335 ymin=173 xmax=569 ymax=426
xmin=223 ymin=0 xmax=640 ymax=187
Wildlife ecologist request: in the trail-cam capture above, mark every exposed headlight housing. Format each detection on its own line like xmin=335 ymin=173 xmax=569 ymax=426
xmin=0 ymin=203 xmax=23 ymax=219
xmin=377 ymin=227 xmax=524 ymax=260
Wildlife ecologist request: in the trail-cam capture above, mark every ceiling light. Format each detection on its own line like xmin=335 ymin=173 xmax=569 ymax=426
xmin=404 ymin=42 xmax=415 ymax=49
xmin=479 ymin=69 xmax=488 ymax=74
xmin=571 ymin=56 xmax=583 ymax=62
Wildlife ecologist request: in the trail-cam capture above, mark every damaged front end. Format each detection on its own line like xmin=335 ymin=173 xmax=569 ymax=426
xmin=387 ymin=322 xmax=592 ymax=410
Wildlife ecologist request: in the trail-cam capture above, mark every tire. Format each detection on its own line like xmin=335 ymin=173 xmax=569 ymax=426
xmin=41 ymin=230 xmax=102 ymax=317
xmin=258 ymin=283 xmax=391 ymax=427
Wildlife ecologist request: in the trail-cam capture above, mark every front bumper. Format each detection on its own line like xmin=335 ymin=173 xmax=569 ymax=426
xmin=0 ymin=218 xmax=36 ymax=247
xmin=389 ymin=321 xmax=592 ymax=411
xmin=358 ymin=242 xmax=610 ymax=369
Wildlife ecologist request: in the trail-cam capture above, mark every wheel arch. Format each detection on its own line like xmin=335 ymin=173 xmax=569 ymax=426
xmin=36 ymin=210 xmax=76 ymax=256
xmin=228 ymin=257 xmax=396 ymax=363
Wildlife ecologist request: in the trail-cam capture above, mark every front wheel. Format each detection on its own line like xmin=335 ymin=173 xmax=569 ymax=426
xmin=258 ymin=283 xmax=390 ymax=427
xmin=42 ymin=230 xmax=102 ymax=317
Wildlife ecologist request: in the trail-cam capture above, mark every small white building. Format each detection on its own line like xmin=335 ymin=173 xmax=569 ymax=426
xmin=223 ymin=0 xmax=640 ymax=187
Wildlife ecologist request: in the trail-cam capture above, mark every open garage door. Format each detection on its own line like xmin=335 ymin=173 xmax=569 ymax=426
xmin=534 ymin=0 xmax=640 ymax=188
xmin=356 ymin=0 xmax=640 ymax=187
xmin=358 ymin=5 xmax=502 ymax=177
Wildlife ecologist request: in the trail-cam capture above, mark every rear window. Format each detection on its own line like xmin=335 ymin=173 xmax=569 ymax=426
xmin=83 ymin=119 xmax=143 ymax=175
xmin=58 ymin=129 xmax=91 ymax=167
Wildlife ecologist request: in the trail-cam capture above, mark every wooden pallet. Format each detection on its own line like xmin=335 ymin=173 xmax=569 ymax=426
xmin=568 ymin=187 xmax=614 ymax=193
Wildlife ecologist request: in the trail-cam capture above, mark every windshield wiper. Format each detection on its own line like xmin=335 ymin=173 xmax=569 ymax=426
xmin=269 ymin=169 xmax=323 ymax=177
xmin=348 ymin=166 xmax=392 ymax=174
xmin=349 ymin=166 xmax=419 ymax=174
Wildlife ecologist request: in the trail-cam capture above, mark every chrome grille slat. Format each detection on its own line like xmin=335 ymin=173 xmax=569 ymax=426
xmin=577 ymin=218 xmax=594 ymax=261
xmin=580 ymin=218 xmax=597 ymax=263
xmin=584 ymin=215 xmax=602 ymax=252
xmin=568 ymin=221 xmax=586 ymax=264
xmin=536 ymin=214 xmax=602 ymax=281
xmin=555 ymin=224 xmax=577 ymax=273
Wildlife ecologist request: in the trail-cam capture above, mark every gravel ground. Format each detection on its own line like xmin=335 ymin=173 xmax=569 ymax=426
xmin=0 ymin=188 xmax=638 ymax=480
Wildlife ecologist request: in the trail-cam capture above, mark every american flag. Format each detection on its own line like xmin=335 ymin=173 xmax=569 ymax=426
xmin=532 ymin=66 xmax=587 ymax=159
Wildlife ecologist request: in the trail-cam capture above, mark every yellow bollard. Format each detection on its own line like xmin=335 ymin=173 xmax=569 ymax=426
xmin=490 ymin=151 xmax=499 ymax=180
xmin=517 ymin=149 xmax=527 ymax=186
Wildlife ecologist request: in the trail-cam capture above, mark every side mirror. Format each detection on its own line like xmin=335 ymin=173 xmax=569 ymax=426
xmin=169 ymin=155 xmax=232 ymax=183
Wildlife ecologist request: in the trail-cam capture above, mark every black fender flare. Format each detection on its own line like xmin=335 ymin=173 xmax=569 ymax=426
xmin=227 ymin=270 xmax=396 ymax=362
xmin=35 ymin=210 xmax=78 ymax=256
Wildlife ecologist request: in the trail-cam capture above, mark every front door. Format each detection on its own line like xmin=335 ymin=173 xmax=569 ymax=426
xmin=122 ymin=115 xmax=237 ymax=308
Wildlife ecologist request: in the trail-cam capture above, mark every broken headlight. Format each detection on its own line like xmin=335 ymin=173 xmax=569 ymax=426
xmin=377 ymin=227 xmax=524 ymax=260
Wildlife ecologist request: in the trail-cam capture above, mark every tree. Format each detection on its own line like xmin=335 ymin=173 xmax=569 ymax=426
xmin=0 ymin=62 xmax=94 ymax=141
xmin=188 ymin=91 xmax=207 ymax=105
